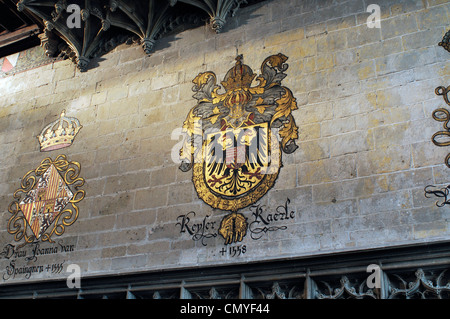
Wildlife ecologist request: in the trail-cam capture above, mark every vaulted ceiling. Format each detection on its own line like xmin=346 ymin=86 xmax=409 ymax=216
xmin=0 ymin=0 xmax=263 ymax=71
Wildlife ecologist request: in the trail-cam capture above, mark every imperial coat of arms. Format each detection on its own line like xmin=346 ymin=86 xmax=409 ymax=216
xmin=179 ymin=53 xmax=299 ymax=244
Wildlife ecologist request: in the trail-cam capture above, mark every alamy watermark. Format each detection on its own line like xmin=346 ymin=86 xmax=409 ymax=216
xmin=367 ymin=4 xmax=381 ymax=29
xmin=66 ymin=263 xmax=81 ymax=289
xmin=366 ymin=264 xmax=382 ymax=289
xmin=66 ymin=4 xmax=81 ymax=29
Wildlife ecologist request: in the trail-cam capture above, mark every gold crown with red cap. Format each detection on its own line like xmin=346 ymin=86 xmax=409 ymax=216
xmin=37 ymin=110 xmax=82 ymax=152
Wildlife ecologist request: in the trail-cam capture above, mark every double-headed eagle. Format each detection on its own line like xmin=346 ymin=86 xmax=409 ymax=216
xmin=179 ymin=53 xmax=299 ymax=244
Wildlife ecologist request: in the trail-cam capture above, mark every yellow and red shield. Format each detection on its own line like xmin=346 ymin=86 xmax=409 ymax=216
xmin=18 ymin=164 xmax=74 ymax=239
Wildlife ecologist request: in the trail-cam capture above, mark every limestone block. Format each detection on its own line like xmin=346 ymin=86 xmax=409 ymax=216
xmin=116 ymin=209 xmax=157 ymax=229
xmin=135 ymin=187 xmax=169 ymax=210
xmin=294 ymin=138 xmax=331 ymax=163
xmin=381 ymin=14 xmax=418 ymax=40
xmin=298 ymin=154 xmax=357 ymax=185
xmin=412 ymin=140 xmax=450 ymax=168
xmin=347 ymin=24 xmax=382 ymax=48
xmin=416 ymin=5 xmax=449 ymax=30
xmin=329 ymin=130 xmax=372 ymax=157
xmin=357 ymin=145 xmax=412 ymax=176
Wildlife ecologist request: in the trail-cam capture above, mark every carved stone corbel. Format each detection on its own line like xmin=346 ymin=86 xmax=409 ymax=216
xmin=106 ymin=0 xmax=176 ymax=55
xmin=17 ymin=0 xmax=110 ymax=72
xmin=178 ymin=0 xmax=248 ymax=33
xmin=38 ymin=28 xmax=60 ymax=57
xmin=52 ymin=0 xmax=67 ymax=23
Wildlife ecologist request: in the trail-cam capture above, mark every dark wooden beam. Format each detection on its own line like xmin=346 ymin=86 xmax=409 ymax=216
xmin=0 ymin=24 xmax=39 ymax=48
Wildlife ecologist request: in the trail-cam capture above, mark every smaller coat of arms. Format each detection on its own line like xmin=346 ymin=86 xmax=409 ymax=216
xmin=7 ymin=155 xmax=85 ymax=248
xmin=7 ymin=109 xmax=85 ymax=247
xmin=179 ymin=53 xmax=299 ymax=244
xmin=18 ymin=164 xmax=74 ymax=239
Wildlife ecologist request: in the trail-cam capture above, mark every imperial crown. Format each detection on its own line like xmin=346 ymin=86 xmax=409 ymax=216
xmin=221 ymin=55 xmax=256 ymax=91
xmin=37 ymin=110 xmax=82 ymax=152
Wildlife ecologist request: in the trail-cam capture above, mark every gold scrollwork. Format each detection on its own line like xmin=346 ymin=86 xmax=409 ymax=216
xmin=7 ymin=155 xmax=85 ymax=248
xmin=431 ymin=86 xmax=450 ymax=168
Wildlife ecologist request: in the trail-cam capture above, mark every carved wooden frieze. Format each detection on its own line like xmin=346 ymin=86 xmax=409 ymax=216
xmin=16 ymin=0 xmax=261 ymax=71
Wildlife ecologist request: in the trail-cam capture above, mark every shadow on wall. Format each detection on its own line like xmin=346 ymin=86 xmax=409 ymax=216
xmin=14 ymin=0 xmax=270 ymax=73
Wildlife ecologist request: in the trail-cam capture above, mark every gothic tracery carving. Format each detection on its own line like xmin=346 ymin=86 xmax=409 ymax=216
xmin=16 ymin=0 xmax=260 ymax=71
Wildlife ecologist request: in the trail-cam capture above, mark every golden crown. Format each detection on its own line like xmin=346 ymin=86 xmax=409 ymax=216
xmin=37 ymin=110 xmax=82 ymax=152
xmin=221 ymin=55 xmax=256 ymax=91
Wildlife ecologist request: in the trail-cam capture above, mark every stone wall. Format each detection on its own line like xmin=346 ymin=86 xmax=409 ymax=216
xmin=0 ymin=0 xmax=449 ymax=284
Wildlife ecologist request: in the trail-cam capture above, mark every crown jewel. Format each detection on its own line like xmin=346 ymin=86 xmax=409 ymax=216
xmin=37 ymin=110 xmax=82 ymax=152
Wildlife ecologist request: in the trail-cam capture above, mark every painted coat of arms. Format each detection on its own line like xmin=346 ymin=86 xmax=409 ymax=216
xmin=6 ymin=111 xmax=85 ymax=248
xmin=179 ymin=53 xmax=299 ymax=244
xmin=7 ymin=155 xmax=85 ymax=248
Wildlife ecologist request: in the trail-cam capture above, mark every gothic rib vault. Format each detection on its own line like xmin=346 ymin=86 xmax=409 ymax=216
xmin=16 ymin=0 xmax=263 ymax=72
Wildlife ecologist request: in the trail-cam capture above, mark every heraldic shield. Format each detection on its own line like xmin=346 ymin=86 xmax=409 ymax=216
xmin=179 ymin=54 xmax=299 ymax=214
